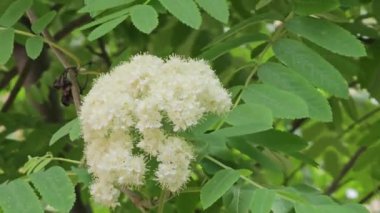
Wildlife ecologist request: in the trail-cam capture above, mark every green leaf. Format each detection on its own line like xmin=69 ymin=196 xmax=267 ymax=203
xmin=323 ymin=150 xmax=340 ymax=177
xmin=342 ymin=204 xmax=369 ymax=213
xmin=32 ymin=158 xmax=52 ymax=174
xmin=130 ymin=5 xmax=158 ymax=34
xmin=242 ymin=84 xmax=308 ymax=119
xmin=212 ymin=124 xmax=273 ymax=138
xmin=78 ymin=8 xmax=130 ymax=31
xmin=275 ymin=188 xmax=309 ymax=203
xmin=0 ymin=0 xmax=12 ymax=15
xmin=88 ymin=15 xmax=127 ymax=41
xmin=192 ymin=133 xmax=228 ymax=159
xmin=272 ymin=197 xmax=293 ymax=213
xmin=200 ymin=169 xmax=240 ymax=209
xmin=295 ymin=204 xmax=369 ymax=213
xmin=223 ymin=186 xmax=255 ymax=213
xmin=286 ymin=17 xmax=366 ymax=57
xmin=256 ymin=0 xmax=272 ymax=10
xmin=69 ymin=118 xmax=82 ymax=141
xmin=273 ymin=39 xmax=348 ymax=98
xmin=258 ymin=62 xmax=332 ymax=122
xmin=293 ymin=0 xmax=340 ymax=15
xmin=294 ymin=203 xmax=320 ymax=213
xmin=310 ymin=42 xmax=360 ymax=80
xmin=158 ymin=0 xmax=202 ymax=29
xmin=204 ymin=12 xmax=281 ymax=49
xmin=25 ymin=36 xmax=44 ymax=60
xmin=0 ymin=28 xmax=14 ymax=64
xmin=330 ymin=104 xmax=345 ymax=127
xmin=79 ymin=0 xmax=134 ymax=13
xmin=228 ymin=140 xmax=282 ymax=173
xmin=30 ymin=166 xmax=75 ymax=213
xmin=374 ymin=0 xmax=380 ymax=22
xmin=243 ymin=129 xmax=308 ymax=154
xmin=212 ymin=104 xmax=273 ymax=137
xmin=358 ymin=120 xmax=380 ymax=146
xmin=50 ymin=118 xmax=80 ymax=145
xmin=199 ymin=34 xmax=267 ymax=60
xmin=31 ymin=11 xmax=57 ymax=34
xmin=291 ymin=152 xmax=319 ymax=167
xmin=195 ymin=0 xmax=229 ymax=23
xmin=0 ymin=0 xmax=33 ymax=27
xmin=304 ymin=194 xmax=335 ymax=205
xmin=20 ymin=154 xmax=54 ymax=175
xmin=251 ymin=42 xmax=268 ymax=58
xmin=355 ymin=144 xmax=380 ymax=171
xmin=20 ymin=157 xmax=41 ymax=175
xmin=341 ymin=97 xmax=359 ymax=121
xmin=250 ymin=189 xmax=276 ymax=213
xmin=71 ymin=167 xmax=92 ymax=188
xmin=176 ymin=193 xmax=200 ymax=213
xmin=0 ymin=179 xmax=43 ymax=213
xmin=225 ymin=104 xmax=271 ymax=126
xmin=190 ymin=114 xmax=220 ymax=134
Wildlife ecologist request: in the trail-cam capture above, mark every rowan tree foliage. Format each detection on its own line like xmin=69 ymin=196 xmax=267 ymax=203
xmin=0 ymin=0 xmax=380 ymax=212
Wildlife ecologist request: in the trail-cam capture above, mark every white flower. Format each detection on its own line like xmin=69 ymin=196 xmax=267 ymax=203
xmin=157 ymin=136 xmax=194 ymax=165
xmin=155 ymin=162 xmax=191 ymax=192
xmin=134 ymin=97 xmax=163 ymax=131
xmin=113 ymin=54 xmax=165 ymax=99
xmin=79 ymin=54 xmax=231 ymax=205
xmin=90 ymin=179 xmax=120 ymax=207
xmin=88 ymin=144 xmax=146 ymax=187
xmin=116 ymin=154 xmax=146 ymax=186
xmin=137 ymin=129 xmax=166 ymax=156
xmin=80 ymin=73 xmax=136 ymax=134
xmin=154 ymin=136 xmax=193 ymax=192
xmin=149 ymin=56 xmax=232 ymax=131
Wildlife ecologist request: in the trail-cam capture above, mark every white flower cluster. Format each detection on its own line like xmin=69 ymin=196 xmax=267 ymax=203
xmin=80 ymin=54 xmax=231 ymax=207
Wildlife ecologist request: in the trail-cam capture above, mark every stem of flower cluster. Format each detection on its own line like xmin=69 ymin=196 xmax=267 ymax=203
xmin=157 ymin=190 xmax=169 ymax=213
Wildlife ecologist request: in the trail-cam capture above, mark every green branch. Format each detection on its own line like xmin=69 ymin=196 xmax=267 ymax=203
xmin=157 ymin=190 xmax=169 ymax=213
xmin=338 ymin=106 xmax=380 ymax=138
xmin=205 ymin=155 xmax=298 ymax=203
xmin=0 ymin=27 xmax=81 ymax=68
